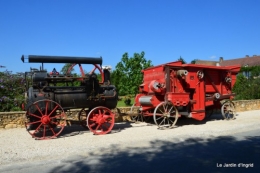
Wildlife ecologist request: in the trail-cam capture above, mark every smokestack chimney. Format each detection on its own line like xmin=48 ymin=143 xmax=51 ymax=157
xmin=219 ymin=57 xmax=223 ymax=62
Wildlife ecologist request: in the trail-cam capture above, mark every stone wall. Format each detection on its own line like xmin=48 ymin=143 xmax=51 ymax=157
xmin=0 ymin=99 xmax=259 ymax=129
xmin=233 ymin=99 xmax=260 ymax=112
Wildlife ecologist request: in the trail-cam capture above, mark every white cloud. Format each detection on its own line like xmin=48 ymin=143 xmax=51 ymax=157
xmin=209 ymin=55 xmax=216 ymax=59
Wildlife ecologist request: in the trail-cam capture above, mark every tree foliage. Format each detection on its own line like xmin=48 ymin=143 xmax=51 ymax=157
xmin=190 ymin=59 xmax=198 ymax=64
xmin=60 ymin=63 xmax=74 ymax=75
xmin=178 ymin=56 xmax=186 ymax=64
xmin=240 ymin=66 xmax=260 ymax=77
xmin=233 ymin=67 xmax=260 ymax=100
xmin=0 ymin=70 xmax=25 ymax=111
xmin=113 ymin=51 xmax=153 ymax=96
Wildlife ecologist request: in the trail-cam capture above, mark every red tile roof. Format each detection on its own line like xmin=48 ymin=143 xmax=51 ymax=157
xmin=195 ymin=60 xmax=218 ymax=66
xmin=220 ymin=56 xmax=260 ymax=67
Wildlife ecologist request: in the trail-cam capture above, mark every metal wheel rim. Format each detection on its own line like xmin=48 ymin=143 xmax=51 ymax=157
xmin=24 ymin=99 xmax=66 ymax=140
xmin=221 ymin=101 xmax=236 ymax=120
xmin=87 ymin=106 xmax=115 ymax=135
xmin=153 ymin=101 xmax=178 ymax=129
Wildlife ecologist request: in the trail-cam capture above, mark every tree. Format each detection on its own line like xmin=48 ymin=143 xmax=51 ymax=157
xmin=113 ymin=51 xmax=153 ymax=96
xmin=233 ymin=73 xmax=260 ymax=100
xmin=190 ymin=59 xmax=198 ymax=64
xmin=0 ymin=70 xmax=25 ymax=111
xmin=60 ymin=63 xmax=74 ymax=75
xmin=178 ymin=56 xmax=186 ymax=64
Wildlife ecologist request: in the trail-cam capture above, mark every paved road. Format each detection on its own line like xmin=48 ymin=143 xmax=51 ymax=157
xmin=0 ymin=111 xmax=259 ymax=173
xmin=1 ymin=128 xmax=259 ymax=173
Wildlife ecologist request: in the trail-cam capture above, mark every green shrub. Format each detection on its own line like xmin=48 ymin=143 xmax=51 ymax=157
xmin=233 ymin=73 xmax=260 ymax=100
xmin=0 ymin=70 xmax=25 ymax=111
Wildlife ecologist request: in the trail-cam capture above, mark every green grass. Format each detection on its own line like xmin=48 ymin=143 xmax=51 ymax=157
xmin=117 ymin=97 xmax=135 ymax=107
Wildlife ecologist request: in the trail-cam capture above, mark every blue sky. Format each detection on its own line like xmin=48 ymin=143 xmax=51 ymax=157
xmin=0 ymin=0 xmax=259 ymax=74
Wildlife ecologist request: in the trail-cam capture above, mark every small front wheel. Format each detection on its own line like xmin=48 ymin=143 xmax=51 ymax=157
xmin=87 ymin=106 xmax=115 ymax=135
xmin=221 ymin=101 xmax=236 ymax=120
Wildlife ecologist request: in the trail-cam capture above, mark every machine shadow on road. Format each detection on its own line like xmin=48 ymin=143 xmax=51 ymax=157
xmin=170 ymin=112 xmax=226 ymax=127
xmin=50 ymin=133 xmax=260 ymax=173
xmin=58 ymin=121 xmax=134 ymax=138
xmin=57 ymin=111 xmax=234 ymax=139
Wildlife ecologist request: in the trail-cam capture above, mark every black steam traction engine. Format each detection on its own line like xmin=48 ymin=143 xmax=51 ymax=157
xmin=21 ymin=55 xmax=118 ymax=140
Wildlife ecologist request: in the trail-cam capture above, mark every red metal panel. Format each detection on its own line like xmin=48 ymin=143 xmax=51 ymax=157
xmin=166 ymin=93 xmax=189 ymax=106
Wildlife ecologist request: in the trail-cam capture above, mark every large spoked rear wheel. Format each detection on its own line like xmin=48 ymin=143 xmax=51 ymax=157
xmin=153 ymin=101 xmax=178 ymax=130
xmin=87 ymin=106 xmax=115 ymax=135
xmin=25 ymin=99 xmax=66 ymax=140
xmin=221 ymin=101 xmax=236 ymax=120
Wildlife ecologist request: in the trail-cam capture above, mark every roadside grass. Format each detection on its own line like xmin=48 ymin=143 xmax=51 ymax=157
xmin=117 ymin=97 xmax=135 ymax=107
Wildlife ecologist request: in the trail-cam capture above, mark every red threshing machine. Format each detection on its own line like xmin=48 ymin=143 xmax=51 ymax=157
xmin=131 ymin=61 xmax=241 ymax=129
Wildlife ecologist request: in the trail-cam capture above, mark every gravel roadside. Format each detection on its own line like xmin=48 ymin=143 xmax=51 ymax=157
xmin=0 ymin=110 xmax=260 ymax=166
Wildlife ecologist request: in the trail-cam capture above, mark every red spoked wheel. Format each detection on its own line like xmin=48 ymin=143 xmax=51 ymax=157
xmin=87 ymin=106 xmax=115 ymax=135
xmin=25 ymin=99 xmax=66 ymax=140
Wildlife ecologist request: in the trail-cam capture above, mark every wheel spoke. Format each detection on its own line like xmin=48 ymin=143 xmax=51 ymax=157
xmin=28 ymin=113 xmax=41 ymax=119
xmin=32 ymin=123 xmax=43 ymax=135
xmin=167 ymin=118 xmax=171 ymax=125
xmin=156 ymin=116 xmax=164 ymax=121
xmin=27 ymin=120 xmax=41 ymax=125
xmin=49 ymin=126 xmax=56 ymax=136
xmin=168 ymin=118 xmax=175 ymax=124
xmin=102 ymin=122 xmax=110 ymax=130
xmin=45 ymin=100 xmax=49 ymax=115
xmin=158 ymin=117 xmax=166 ymax=126
xmin=163 ymin=104 xmax=167 ymax=113
xmin=34 ymin=103 xmax=44 ymax=116
xmin=89 ymin=121 xmax=97 ymax=128
xmin=47 ymin=105 xmax=59 ymax=117
xmin=158 ymin=108 xmax=164 ymax=114
xmin=95 ymin=124 xmax=101 ymax=131
xmin=99 ymin=109 xmax=103 ymax=116
xmin=50 ymin=113 xmax=65 ymax=120
xmin=168 ymin=106 xmax=174 ymax=114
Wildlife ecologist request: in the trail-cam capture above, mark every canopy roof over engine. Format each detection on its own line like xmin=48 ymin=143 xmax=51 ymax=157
xmin=21 ymin=55 xmax=102 ymax=65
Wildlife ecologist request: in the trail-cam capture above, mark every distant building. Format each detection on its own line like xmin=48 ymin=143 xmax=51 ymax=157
xmin=195 ymin=55 xmax=260 ymax=67
xmin=195 ymin=60 xmax=219 ymax=66
xmin=219 ymin=55 xmax=260 ymax=67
